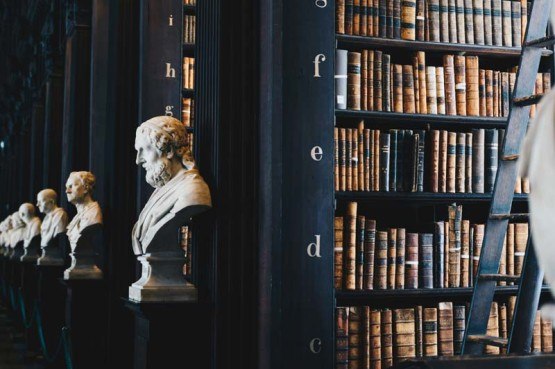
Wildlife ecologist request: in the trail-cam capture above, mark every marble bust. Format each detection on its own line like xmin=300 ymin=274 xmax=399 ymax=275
xmin=0 ymin=216 xmax=11 ymax=247
xmin=129 ymin=116 xmax=212 ymax=302
xmin=9 ymin=211 xmax=26 ymax=260
xmin=37 ymin=189 xmax=68 ymax=266
xmin=63 ymin=171 xmax=104 ymax=279
xmin=19 ymin=203 xmax=41 ymax=247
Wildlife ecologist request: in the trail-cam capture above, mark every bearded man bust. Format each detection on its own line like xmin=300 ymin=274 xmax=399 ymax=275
xmin=129 ymin=116 xmax=211 ymax=302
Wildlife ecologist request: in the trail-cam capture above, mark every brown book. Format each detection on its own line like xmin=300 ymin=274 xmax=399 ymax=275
xmin=361 ymin=0 xmax=368 ymax=36
xmin=353 ymin=130 xmax=359 ymax=190
xmin=362 ymin=51 xmax=369 ymax=111
xmin=520 ymin=0 xmax=527 ymax=43
xmin=388 ymin=228 xmax=397 ymax=289
xmin=456 ymin=0 xmax=466 ymax=43
xmin=337 ymin=0 xmax=346 ymax=34
xmin=368 ymin=51 xmax=375 ymax=111
xmin=370 ymin=129 xmax=376 ymax=191
xmin=456 ymin=133 xmax=466 ymax=193
xmin=485 ymin=70 xmax=494 ymax=117
xmin=336 ymin=307 xmax=349 ymax=369
xmin=453 ymin=305 xmax=466 ymax=354
xmin=358 ymin=122 xmax=365 ymax=192
xmin=335 ymin=217 xmax=344 ymax=289
xmin=436 ymin=67 xmax=446 ymax=115
xmin=344 ymin=202 xmax=358 ymax=290
xmin=370 ymin=309 xmax=382 ymax=369
xmin=448 ymin=0 xmax=458 ymax=42
xmin=485 ymin=302 xmax=500 ymax=355
xmin=401 ymin=0 xmax=417 ymax=40
xmin=374 ymin=0 xmax=380 ymax=36
xmin=438 ymin=302 xmax=454 ymax=356
xmin=454 ymin=56 xmax=467 ymax=115
xmin=499 ymin=304 xmax=508 ymax=354
xmin=354 ymin=0 xmax=361 ymax=35
xmin=417 ymin=52 xmax=427 ymax=114
xmin=473 ymin=0 xmax=485 ymax=45
xmin=429 ymin=0 xmax=441 ymax=42
xmin=335 ymin=129 xmax=340 ymax=191
xmin=363 ymin=307 xmax=371 ymax=369
xmin=511 ymin=1 xmax=521 ymax=47
xmin=443 ymin=55 xmax=457 ymax=115
xmin=356 ymin=216 xmax=365 ymax=289
xmin=493 ymin=71 xmax=499 ymax=117
xmin=405 ymin=233 xmax=419 ymax=289
xmin=387 ymin=0 xmax=395 ymax=38
xmin=461 ymin=220 xmax=470 ymax=287
xmin=393 ymin=64 xmax=404 ymax=113
xmin=364 ymin=219 xmax=377 ymax=289
xmin=492 ymin=0 xmax=502 ymax=45
xmin=483 ymin=0 xmax=493 ymax=45
xmin=501 ymin=72 xmax=509 ymax=117
xmin=532 ymin=311 xmax=542 ymax=353
xmin=498 ymin=232 xmax=507 ymax=286
xmin=439 ymin=0 xmax=449 ymax=42
xmin=374 ymin=129 xmax=381 ymax=191
xmin=439 ymin=130 xmax=448 ymax=192
xmin=448 ymin=204 xmax=462 ymax=287
xmin=447 ymin=132 xmax=457 ymax=193
xmin=415 ymin=306 xmax=423 ymax=357
xmin=465 ymin=132 xmax=473 ymax=192
xmin=472 ymin=224 xmax=484 ymax=277
xmin=541 ymin=318 xmax=553 ymax=352
xmin=381 ymin=309 xmax=393 ymax=368
xmin=416 ymin=0 xmax=426 ymax=41
xmin=508 ymin=296 xmax=516 ymax=328
xmin=393 ymin=308 xmax=416 ymax=363
xmin=506 ymin=223 xmax=515 ymax=285
xmin=514 ymin=223 xmax=528 ymax=275
xmin=479 ymin=69 xmax=486 ymax=116
xmin=431 ymin=130 xmax=440 ymax=193
xmin=349 ymin=306 xmax=362 ymax=367
xmin=465 ymin=56 xmax=480 ymax=116
xmin=340 ymin=128 xmax=347 ymax=191
xmin=502 ymin=1 xmax=512 ymax=46
xmin=444 ymin=222 xmax=450 ymax=286
xmin=412 ymin=55 xmax=420 ymax=114
xmin=374 ymin=51 xmax=383 ymax=112
xmin=423 ymin=308 xmax=438 ymax=357
xmin=464 ymin=0 xmax=475 ymax=44
xmin=396 ymin=228 xmax=406 ymax=289
xmin=382 ymin=54 xmax=391 ymax=112
xmin=366 ymin=0 xmax=374 ymax=36
xmin=403 ymin=65 xmax=416 ymax=113
xmin=426 ymin=66 xmax=438 ymax=114
xmin=376 ymin=231 xmax=388 ymax=289
xmin=348 ymin=52 xmax=362 ymax=110
xmin=347 ymin=129 xmax=353 ymax=191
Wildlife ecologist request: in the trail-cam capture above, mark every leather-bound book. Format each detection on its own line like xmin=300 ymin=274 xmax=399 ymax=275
xmin=464 ymin=0 xmax=475 ymax=44
xmin=532 ymin=311 xmax=542 ymax=353
xmin=366 ymin=0 xmax=374 ymax=36
xmin=397 ymin=130 xmax=406 ymax=192
xmin=370 ymin=309 xmax=382 ymax=369
xmin=374 ymin=130 xmax=381 ymax=191
xmin=417 ymin=52 xmax=428 ymax=114
xmin=363 ymin=307 xmax=371 ymax=368
xmin=511 ymin=1 xmax=521 ymax=47
xmin=415 ymin=306 xmax=423 ymax=357
xmin=448 ymin=0 xmax=458 ymax=43
xmin=354 ymin=0 xmax=361 ymax=35
xmin=479 ymin=69 xmax=486 ymax=116
xmin=385 ymin=0 xmax=394 ymax=37
xmin=393 ymin=308 xmax=417 ymax=364
xmin=357 ymin=216 xmax=366 ymax=289
xmin=465 ymin=132 xmax=473 ymax=192
xmin=403 ymin=65 xmax=416 ymax=113
xmin=396 ymin=228 xmax=406 ymax=289
xmin=434 ymin=221 xmax=445 ymax=288
xmin=337 ymin=307 xmax=350 ymax=369
xmin=335 ymin=216 xmax=345 ymax=289
xmin=376 ymin=231 xmax=388 ymax=289
xmin=471 ymin=128 xmax=485 ymax=193
xmin=520 ymin=0 xmax=526 ymax=43
xmin=388 ymin=228 xmax=398 ymax=289
xmin=439 ymin=130 xmax=448 ymax=192
xmin=506 ymin=223 xmax=515 ymax=285
xmin=374 ymin=51 xmax=383 ymax=112
xmin=491 ymin=0 xmax=502 ymax=45
xmin=483 ymin=0 xmax=493 ymax=45
xmin=485 ymin=70 xmax=494 ymax=116
xmin=335 ymin=128 xmax=340 ymax=191
xmin=440 ymin=0 xmax=450 ymax=42
xmin=543 ymin=72 xmax=551 ymax=93
xmin=423 ymin=308 xmax=438 ymax=357
xmin=419 ymin=233 xmax=434 ymax=289
xmin=541 ymin=317 xmax=553 ymax=352
xmin=436 ymin=67 xmax=446 ymax=114
xmin=493 ymin=71 xmax=499 ymax=117
xmin=453 ymin=305 xmax=466 ymax=354
xmin=456 ymin=0 xmax=466 ymax=43
xmin=431 ymin=130 xmax=440 ymax=192
xmin=485 ymin=302 xmax=500 ymax=355
xmin=353 ymin=129 xmax=359 ymax=190
xmin=346 ymin=0 xmax=354 ymax=34
xmin=484 ymin=129 xmax=498 ymax=193
xmin=379 ymin=0 xmax=387 ymax=37
xmin=344 ymin=203 xmax=358 ymax=290
xmin=507 ymin=296 xmax=516 ymax=328
xmin=364 ymin=219 xmax=377 ymax=289
xmin=444 ymin=222 xmax=450 ymax=286
xmin=443 ymin=55 xmax=457 ymax=115
xmin=349 ymin=306 xmax=362 ymax=367
xmin=338 ymin=0 xmax=346 ymax=33
xmin=382 ymin=54 xmax=391 ymax=111
xmin=454 ymin=56 xmax=467 ymax=115
xmin=404 ymin=131 xmax=415 ymax=191
xmin=412 ymin=56 xmax=420 ymax=114
xmin=336 ymin=49 xmax=349 ymax=110
xmin=466 ymin=56 xmax=480 ymax=116
xmin=394 ymin=65 xmax=404 ymax=113
xmin=348 ymin=52 xmax=362 ymax=110
xmin=347 ymin=129 xmax=353 ymax=191
xmin=394 ymin=0 xmax=402 ymax=38
xmin=381 ymin=309 xmax=393 ymax=368
xmin=514 ymin=222 xmax=528 ymax=275
xmin=416 ymin=130 xmax=426 ymax=192
xmin=405 ymin=233 xmax=419 ymax=289
xmin=456 ymin=132 xmax=466 ymax=193
xmin=448 ymin=204 xmax=462 ymax=287
xmin=428 ymin=0 xmax=441 ymax=42
xmin=358 ymin=122 xmax=365 ymax=191
xmin=361 ymin=0 xmax=368 ymax=36
xmin=502 ymin=1 xmax=512 ymax=46
xmin=438 ymin=302 xmax=454 ymax=356
xmin=499 ymin=303 xmax=508 ymax=353
xmin=472 ymin=224 xmax=484 ymax=277
xmin=340 ymin=128 xmax=347 ymax=191
xmin=373 ymin=0 xmax=380 ymax=36
xmin=416 ymin=0 xmax=426 ymax=41
xmin=501 ymin=72 xmax=509 ymax=117
xmin=473 ymin=0 xmax=485 ymax=45
xmin=498 ymin=233 xmax=506 ymax=286
xmin=380 ymin=132 xmax=391 ymax=192
xmin=368 ymin=52 xmax=375 ymax=111
xmin=461 ymin=220 xmax=471 ymax=287
xmin=362 ymin=51 xmax=369 ymax=111
xmin=447 ymin=132 xmax=457 ymax=193
xmin=426 ymin=66 xmax=438 ymax=114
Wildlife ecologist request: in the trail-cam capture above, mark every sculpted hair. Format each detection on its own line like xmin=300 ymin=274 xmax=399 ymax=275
xmin=70 ymin=171 xmax=96 ymax=194
xmin=137 ymin=116 xmax=195 ymax=170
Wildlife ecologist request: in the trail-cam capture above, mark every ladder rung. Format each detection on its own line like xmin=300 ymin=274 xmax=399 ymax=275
xmin=501 ymin=154 xmax=519 ymax=161
xmin=513 ymin=94 xmax=545 ymax=106
xmin=524 ymin=35 xmax=555 ymax=48
xmin=489 ymin=213 xmax=529 ymax=220
xmin=479 ymin=274 xmax=521 ymax=283
xmin=467 ymin=335 xmax=508 ymax=347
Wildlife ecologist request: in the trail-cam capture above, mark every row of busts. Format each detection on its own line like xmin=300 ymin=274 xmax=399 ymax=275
xmin=0 ymin=171 xmax=103 ymax=280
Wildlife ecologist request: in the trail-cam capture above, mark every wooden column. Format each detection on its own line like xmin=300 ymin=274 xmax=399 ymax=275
xmin=43 ymin=72 xmax=64 ymax=192
xmin=30 ymin=101 xmax=45 ymax=199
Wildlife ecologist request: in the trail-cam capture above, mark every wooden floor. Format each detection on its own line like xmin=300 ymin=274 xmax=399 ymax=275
xmin=0 ymin=305 xmax=43 ymax=369
xmin=396 ymin=354 xmax=555 ymax=369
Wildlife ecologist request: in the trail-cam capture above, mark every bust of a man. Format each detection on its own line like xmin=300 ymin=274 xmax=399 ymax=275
xmin=132 ymin=116 xmax=212 ymax=255
xmin=37 ymin=189 xmax=69 ymax=247
xmin=66 ymin=171 xmax=103 ymax=249
xmin=19 ymin=203 xmax=41 ymax=247
xmin=0 ymin=216 xmax=11 ymax=248
xmin=9 ymin=211 xmax=26 ymax=248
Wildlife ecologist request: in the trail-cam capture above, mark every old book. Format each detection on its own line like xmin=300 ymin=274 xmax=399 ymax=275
xmin=428 ymin=0 xmax=441 ymax=42
xmin=423 ymin=308 xmax=438 ymax=357
xmin=335 ymin=129 xmax=340 ymax=191
xmin=479 ymin=69 xmax=486 ymax=116
xmin=472 ymin=224 xmax=484 ymax=277
xmin=364 ymin=219 xmax=377 ymax=290
xmin=532 ymin=312 xmax=542 ymax=353
xmin=465 ymin=132 xmax=473 ymax=192
xmin=419 ymin=233 xmax=434 ymax=289
xmin=352 ymin=129 xmax=359 ymax=190
xmin=346 ymin=0 xmax=354 ymax=34
xmin=472 ymin=129 xmax=485 ymax=193
xmin=484 ymin=129 xmax=498 ymax=193
xmin=368 ymin=52 xmax=375 ymax=111
xmin=387 ymin=228 xmax=397 ymax=289
xmin=415 ymin=306 xmax=423 ymax=357
xmin=401 ymin=0 xmax=417 ymax=40
xmin=502 ymin=1 xmax=512 ymax=46
xmin=382 ymin=54 xmax=391 ymax=111
xmin=483 ymin=0 xmax=493 ymax=45
xmin=498 ymin=233 xmax=506 ymax=286
xmin=461 ymin=220 xmax=471 ymax=287
xmin=499 ymin=304 xmax=508 ymax=353
xmin=370 ymin=309 xmax=382 ymax=369
xmin=348 ymin=52 xmax=362 ymax=110
xmin=363 ymin=307 xmax=371 ymax=369
xmin=431 ymin=130 xmax=440 ymax=192
xmin=396 ymin=228 xmax=406 ymax=289
xmin=507 ymin=296 xmax=516 ymax=328
xmin=356 ymin=216 xmax=366 ymax=289
xmin=444 ymin=222 xmax=450 ymax=287
xmin=456 ymin=0 xmax=466 ymax=43
xmin=485 ymin=69 xmax=494 ymax=116
xmin=347 ymin=129 xmax=353 ymax=191
xmin=373 ymin=0 xmax=380 ymax=36
xmin=491 ymin=0 xmax=502 ymax=45
xmin=336 ymin=307 xmax=349 ymax=369
xmin=438 ymin=302 xmax=454 ymax=356
xmin=366 ymin=0 xmax=374 ymax=35
xmin=379 ymin=0 xmax=387 ymax=37
xmin=443 ymin=55 xmax=457 ymax=115
xmin=466 ymin=56 xmax=480 ymax=116
xmin=416 ymin=130 xmax=426 ymax=192
xmin=448 ymin=204 xmax=462 ymax=287
xmin=386 ymin=0 xmax=395 ymax=37
xmin=362 ymin=51 xmax=368 ymax=111
xmin=511 ymin=1 xmax=521 ymax=47
xmin=374 ymin=130 xmax=381 ymax=191
xmin=354 ymin=0 xmax=361 ymax=34
xmin=439 ymin=130 xmax=448 ymax=192
xmin=506 ymin=223 xmax=515 ymax=285
xmin=434 ymin=222 xmax=445 ymax=288
xmin=394 ymin=308 xmax=416 ymax=363
xmin=335 ymin=217 xmax=344 ymax=289
xmin=440 ymin=0 xmax=450 ymax=42
xmin=403 ymin=65 xmax=416 ymax=113
xmin=520 ymin=0 xmax=527 ymax=43
xmin=397 ymin=130 xmax=406 ymax=192
xmin=447 ymin=132 xmax=457 ymax=193
xmin=464 ymin=0 xmax=475 ymax=44
xmin=436 ymin=67 xmax=446 ymax=114
xmin=340 ymin=128 xmax=347 ymax=191
xmin=493 ymin=71 xmax=499 ymax=117
xmin=393 ymin=65 xmax=404 ymax=113
xmin=426 ymin=66 xmax=438 ymax=114
xmin=376 ymin=231 xmax=388 ymax=289
xmin=361 ymin=0 xmax=368 ymax=36
xmin=381 ymin=309 xmax=393 ymax=368
xmin=380 ymin=133 xmax=390 ymax=191
xmin=448 ymin=0 xmax=458 ymax=42
xmin=358 ymin=122 xmax=365 ymax=191
xmin=501 ymin=72 xmax=509 ymax=117
xmin=456 ymin=133 xmax=466 ymax=193
xmin=453 ymin=305 xmax=466 ymax=354
xmin=485 ymin=302 xmax=500 ymax=355
xmin=416 ymin=0 xmax=426 ymax=40
xmin=374 ymin=50 xmax=383 ymax=112
xmin=454 ymin=56 xmax=467 ymax=115
xmin=473 ymin=0 xmax=485 ymax=45
xmin=412 ymin=56 xmax=420 ymax=114
xmin=394 ymin=0 xmax=402 ymax=38
xmin=405 ymin=233 xmax=419 ymax=289
xmin=349 ymin=307 xmax=362 ymax=366
xmin=344 ymin=202 xmax=358 ymax=290
xmin=514 ymin=223 xmax=528 ymax=275
xmin=338 ymin=0 xmax=346 ymax=33
xmin=541 ymin=318 xmax=553 ymax=352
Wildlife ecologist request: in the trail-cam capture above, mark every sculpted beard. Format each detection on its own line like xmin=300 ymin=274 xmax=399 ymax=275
xmin=144 ymin=157 xmax=172 ymax=188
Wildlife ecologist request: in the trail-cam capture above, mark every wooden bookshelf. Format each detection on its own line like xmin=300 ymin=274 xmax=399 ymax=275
xmin=182 ymin=88 xmax=194 ymax=98
xmin=335 ymin=192 xmax=529 ymax=203
xmin=183 ymin=4 xmax=195 ymax=14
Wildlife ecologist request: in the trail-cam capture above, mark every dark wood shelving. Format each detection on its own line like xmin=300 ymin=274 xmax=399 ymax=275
xmin=182 ymin=88 xmax=194 ymax=98
xmin=182 ymin=43 xmax=195 ymax=55
xmin=336 ymin=109 xmax=508 ymax=128
xmin=336 ymin=35 xmax=553 ymax=58
xmin=183 ymin=4 xmax=196 ymax=14
xmin=186 ymin=127 xmax=194 ymax=133
xmin=335 ymin=192 xmax=529 ymax=203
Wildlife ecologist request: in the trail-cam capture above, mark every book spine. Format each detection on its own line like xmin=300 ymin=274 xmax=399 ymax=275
xmin=423 ymin=308 xmax=438 ymax=357
xmin=358 ymin=122 xmax=365 ymax=191
xmin=444 ymin=222 xmax=450 ymax=286
xmin=453 ymin=305 xmax=466 ymax=354
xmin=436 ymin=67 xmax=446 ymax=115
xmin=472 ymin=128 xmax=485 ymax=193
xmin=417 ymin=52 xmax=428 ymax=114
xmin=456 ymin=0 xmax=466 ymax=43
xmin=465 ymin=132 xmax=473 ymax=193
xmin=502 ymin=72 xmax=509 ymax=117
xmin=412 ymin=56 xmax=420 ymax=114
xmin=486 ymin=303 xmax=500 ymax=355
xmin=394 ymin=0 xmax=402 ymax=38
xmin=479 ymin=69 xmax=486 ymax=116
xmin=337 ymin=0 xmax=346 ymax=34
xmin=502 ymin=1 xmax=512 ymax=46
xmin=374 ymin=51 xmax=383 ymax=112
xmin=344 ymin=202 xmax=358 ymax=290
xmin=506 ymin=223 xmax=514 ymax=284
xmin=448 ymin=0 xmax=458 ymax=43
xmin=336 ymin=308 xmax=349 ymax=369
xmin=396 ymin=228 xmax=406 ymax=289
xmin=438 ymin=302 xmax=454 ymax=356
xmin=349 ymin=307 xmax=362 ymax=364
xmin=416 ymin=130 xmax=426 ymax=192
xmin=393 ymin=65 xmax=404 ymax=113
xmin=380 ymin=133 xmax=391 ymax=192
xmin=448 ymin=204 xmax=462 ymax=287
xmin=541 ymin=317 xmax=553 ymax=352
xmin=483 ymin=0 xmax=493 ymax=45
xmin=443 ymin=55 xmax=457 ymax=115
xmin=464 ymin=0 xmax=475 ymax=44
xmin=379 ymin=0 xmax=387 ymax=37
xmin=416 ymin=0 xmax=426 ymax=40
xmin=405 ymin=233 xmax=419 ymax=289
xmin=374 ymin=130 xmax=381 ymax=191
xmin=335 ymin=217 xmax=344 ymax=289
xmin=426 ymin=66 xmax=438 ymax=114
xmin=370 ymin=309 xmax=382 ymax=369
xmin=485 ymin=69 xmax=493 ymax=116
xmin=466 ymin=56 xmax=480 ymax=116
xmin=348 ymin=52 xmax=362 ymax=111
xmin=493 ymin=71 xmax=499 ymax=117
xmin=367 ymin=0 xmax=374 ymax=35
xmin=415 ymin=305 xmax=423 ymax=357
xmin=419 ymin=233 xmax=434 ymax=289
xmin=461 ymin=220 xmax=471 ymax=287
xmin=456 ymin=132 xmax=466 ymax=193
xmin=387 ymin=228 xmax=397 ymax=289
xmin=387 ymin=0 xmax=395 ymax=38
xmin=499 ymin=231 xmax=507 ymax=286
xmin=454 ymin=55 xmax=467 ymax=115
xmin=403 ymin=65 xmax=416 ymax=113
xmin=361 ymin=0 xmax=368 ymax=36
xmin=347 ymin=129 xmax=353 ymax=191
xmin=353 ymin=130 xmax=359 ymax=191
xmin=382 ymin=54 xmax=391 ymax=112
xmin=354 ymin=0 xmax=361 ymax=35
xmin=340 ymin=128 xmax=347 ymax=191
xmin=514 ymin=223 xmax=528 ymax=275
xmin=511 ymin=1 xmax=521 ymax=47
xmin=473 ymin=0 xmax=485 ymax=45
xmin=336 ymin=50 xmax=348 ymax=110
xmin=431 ymin=130 xmax=440 ymax=193
xmin=484 ymin=129 xmax=498 ymax=193
xmin=381 ymin=309 xmax=393 ymax=368
xmin=361 ymin=51 xmax=368 ymax=111
xmin=376 ymin=231 xmax=388 ymax=289
xmin=393 ymin=308 xmax=416 ymax=363
xmin=440 ymin=0 xmax=450 ymax=42
xmin=447 ymin=132 xmax=457 ymax=193
xmin=520 ymin=0 xmax=527 ymax=42
xmin=492 ymin=0 xmax=502 ymax=45
xmin=499 ymin=304 xmax=508 ymax=353
xmin=363 ymin=307 xmax=371 ymax=368
xmin=356 ymin=215 xmax=366 ymax=290
xmin=429 ymin=0 xmax=441 ymax=42
xmin=368 ymin=52 xmax=375 ymax=111
xmin=439 ymin=130 xmax=448 ymax=192
xmin=472 ymin=224 xmax=484 ymax=277
xmin=364 ymin=219 xmax=376 ymax=289
xmin=397 ymin=130 xmax=406 ymax=192
xmin=434 ymin=222 xmax=445 ymax=288
xmin=532 ymin=311 xmax=542 ymax=353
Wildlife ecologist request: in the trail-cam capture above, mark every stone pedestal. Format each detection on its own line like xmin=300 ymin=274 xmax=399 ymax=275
xmin=124 ymin=300 xmax=211 ymax=369
xmin=37 ymin=233 xmax=67 ymax=266
xmin=64 ymin=224 xmax=103 ymax=280
xmin=20 ymin=236 xmax=41 ymax=263
xmin=10 ymin=241 xmax=25 ymax=261
xmin=61 ymin=279 xmax=108 ymax=369
xmin=20 ymin=260 xmax=40 ymax=356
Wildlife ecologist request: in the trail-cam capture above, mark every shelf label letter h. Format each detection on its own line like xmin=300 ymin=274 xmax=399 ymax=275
xmin=166 ymin=63 xmax=176 ymax=78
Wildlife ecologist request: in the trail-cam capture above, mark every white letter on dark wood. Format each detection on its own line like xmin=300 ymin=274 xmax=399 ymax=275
xmin=313 ymin=54 xmax=326 ymax=78
xmin=307 ymin=235 xmax=321 ymax=258
xmin=169 ymin=14 xmax=174 ymax=26
xmin=315 ymin=0 xmax=327 ymax=8
xmin=309 ymin=338 xmax=322 ymax=354
xmin=165 ymin=63 xmax=176 ymax=78
xmin=311 ymin=146 xmax=323 ymax=161
xmin=165 ymin=106 xmax=174 ymax=116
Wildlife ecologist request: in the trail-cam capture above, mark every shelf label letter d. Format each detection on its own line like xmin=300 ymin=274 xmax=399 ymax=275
xmin=307 ymin=235 xmax=321 ymax=258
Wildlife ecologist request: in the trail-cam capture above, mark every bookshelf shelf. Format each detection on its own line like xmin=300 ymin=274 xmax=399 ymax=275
xmin=182 ymin=88 xmax=194 ymax=98
xmin=336 ymin=35 xmax=553 ymax=58
xmin=183 ymin=4 xmax=195 ymax=14
xmin=335 ymin=192 xmax=528 ymax=203
xmin=182 ymin=43 xmax=195 ymax=55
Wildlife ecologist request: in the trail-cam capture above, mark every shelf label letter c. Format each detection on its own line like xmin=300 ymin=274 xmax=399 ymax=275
xmin=309 ymin=338 xmax=322 ymax=354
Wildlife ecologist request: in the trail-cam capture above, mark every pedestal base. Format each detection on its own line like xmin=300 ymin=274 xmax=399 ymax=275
xmin=63 ymin=254 xmax=103 ymax=280
xmin=37 ymin=247 xmax=65 ymax=266
xmin=128 ymin=283 xmax=197 ymax=303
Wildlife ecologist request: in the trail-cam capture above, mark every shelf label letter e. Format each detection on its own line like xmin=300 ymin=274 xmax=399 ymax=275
xmin=313 ymin=54 xmax=326 ymax=78
xmin=311 ymin=146 xmax=323 ymax=161
xmin=315 ymin=0 xmax=327 ymax=8
xmin=309 ymin=338 xmax=322 ymax=354
xmin=307 ymin=235 xmax=321 ymax=258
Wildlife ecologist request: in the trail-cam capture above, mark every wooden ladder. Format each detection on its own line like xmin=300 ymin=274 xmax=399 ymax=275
xmin=461 ymin=0 xmax=555 ymax=355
